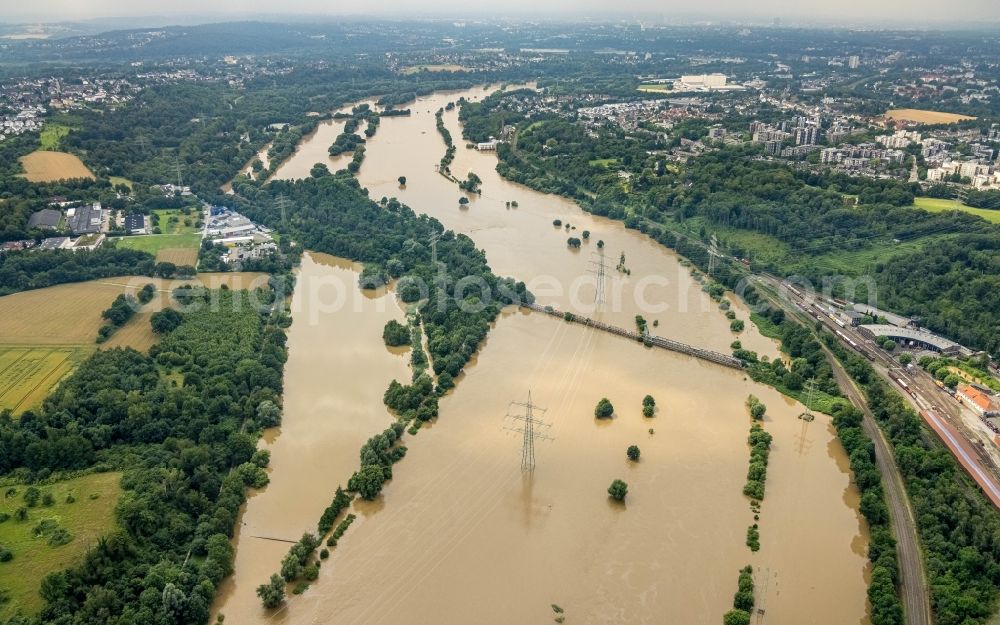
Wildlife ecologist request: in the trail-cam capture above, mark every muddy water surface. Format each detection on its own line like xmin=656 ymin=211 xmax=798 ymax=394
xmin=244 ymin=309 xmax=869 ymax=625
xmin=268 ymin=100 xmax=378 ymax=182
xmin=218 ymin=85 xmax=872 ymax=625
xmin=221 ymin=144 xmax=272 ymax=193
xmin=212 ymin=253 xmax=410 ymax=623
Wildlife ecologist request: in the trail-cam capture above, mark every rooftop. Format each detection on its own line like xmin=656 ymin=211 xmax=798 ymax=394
xmin=860 ymin=324 xmax=966 ymax=354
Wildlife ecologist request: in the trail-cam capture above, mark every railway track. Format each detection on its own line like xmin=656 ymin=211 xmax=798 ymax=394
xmin=523 ymin=302 xmax=745 ymax=370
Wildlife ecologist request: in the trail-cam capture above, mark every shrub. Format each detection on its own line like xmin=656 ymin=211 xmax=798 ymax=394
xmin=723 ymin=609 xmax=751 ymax=625
xmin=23 ymin=486 xmax=40 ymax=507
xmin=256 ymin=574 xmax=285 ymax=609
xmin=595 ymin=398 xmax=614 ymax=418
xmin=0 ymin=548 xmax=12 ymax=562
xmin=608 ymin=479 xmax=628 ymax=501
xmin=382 ymin=320 xmax=410 ymax=347
xmin=746 ymin=395 xmax=766 ymax=420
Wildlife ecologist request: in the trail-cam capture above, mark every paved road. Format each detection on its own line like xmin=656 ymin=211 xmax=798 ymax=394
xmin=824 ymin=346 xmax=932 ymax=625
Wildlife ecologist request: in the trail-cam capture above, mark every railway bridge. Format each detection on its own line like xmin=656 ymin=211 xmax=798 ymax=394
xmin=523 ymin=302 xmax=745 ymax=370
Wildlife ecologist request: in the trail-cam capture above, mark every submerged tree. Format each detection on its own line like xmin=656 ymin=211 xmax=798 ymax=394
xmin=608 ymin=479 xmax=628 ymax=502
xmin=627 ymin=445 xmax=641 ymax=461
xmin=594 ymin=398 xmax=614 ymax=418
xmin=256 ymin=574 xmax=285 ymax=609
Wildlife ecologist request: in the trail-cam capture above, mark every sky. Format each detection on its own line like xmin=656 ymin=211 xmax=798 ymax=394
xmin=2 ymin=0 xmax=999 ymax=26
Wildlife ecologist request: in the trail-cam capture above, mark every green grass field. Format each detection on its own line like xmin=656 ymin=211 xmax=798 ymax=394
xmin=0 ymin=472 xmax=121 ymax=617
xmin=153 ymin=209 xmax=200 ymax=235
xmin=108 ymin=176 xmax=134 ymax=190
xmin=115 ymin=233 xmax=202 ymax=256
xmin=807 ymin=233 xmax=957 ymax=274
xmin=637 ymin=84 xmax=670 ymax=92
xmin=588 ymin=158 xmax=618 ymax=168
xmin=38 ymin=124 xmax=70 ymax=151
xmin=0 ymin=346 xmax=90 ymax=413
xmin=914 ymin=197 xmax=1000 ymax=224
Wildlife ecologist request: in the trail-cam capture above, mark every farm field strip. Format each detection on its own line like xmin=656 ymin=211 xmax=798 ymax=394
xmin=0 ymin=346 xmax=86 ymax=412
xmin=17 ymin=150 xmax=95 ymax=182
xmin=12 ymin=355 xmax=77 ymax=412
xmin=885 ymin=108 xmax=976 ymax=124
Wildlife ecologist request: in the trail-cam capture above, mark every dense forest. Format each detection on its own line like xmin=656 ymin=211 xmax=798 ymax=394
xmin=0 ymin=285 xmax=289 ymax=625
xmin=0 ymin=248 xmax=155 ymax=295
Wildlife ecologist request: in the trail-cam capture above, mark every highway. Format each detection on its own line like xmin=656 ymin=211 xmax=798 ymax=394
xmin=750 ymin=277 xmax=932 ymax=625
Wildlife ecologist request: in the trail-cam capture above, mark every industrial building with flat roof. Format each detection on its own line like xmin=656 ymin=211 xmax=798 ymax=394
xmin=859 ymin=324 xmax=971 ymax=356
xmin=852 ymin=303 xmax=913 ymax=328
xmin=67 ymin=202 xmax=105 ymax=235
xmin=27 ymin=209 xmax=61 ymax=230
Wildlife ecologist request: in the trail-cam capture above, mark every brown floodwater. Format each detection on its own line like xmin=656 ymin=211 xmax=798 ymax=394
xmin=215 ymin=86 xmax=871 ymax=625
xmin=221 ymin=144 xmax=272 ymax=193
xmin=267 ymin=100 xmax=378 ymax=183
xmin=211 ymin=252 xmax=410 ymax=623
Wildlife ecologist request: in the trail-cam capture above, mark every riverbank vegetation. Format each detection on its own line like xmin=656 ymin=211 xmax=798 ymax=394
xmin=742 ymin=424 xmax=772 ymax=501
xmin=723 ymin=565 xmax=755 ymax=625
xmin=458 ymin=91 xmax=1000 ymax=357
xmin=435 ymin=108 xmax=456 ymax=173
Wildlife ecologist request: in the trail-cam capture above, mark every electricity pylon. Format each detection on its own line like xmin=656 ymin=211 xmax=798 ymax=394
xmin=428 ymin=232 xmax=442 ymax=267
xmin=275 ymin=195 xmax=292 ymax=228
xmin=588 ymin=250 xmax=609 ymax=309
xmin=505 ymin=391 xmax=552 ymax=472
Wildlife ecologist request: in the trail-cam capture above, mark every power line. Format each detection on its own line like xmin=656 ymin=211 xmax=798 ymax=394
xmin=588 ymin=249 xmax=609 ymax=309
xmin=504 ymin=391 xmax=552 ymax=472
xmin=275 ymin=195 xmax=292 ymax=228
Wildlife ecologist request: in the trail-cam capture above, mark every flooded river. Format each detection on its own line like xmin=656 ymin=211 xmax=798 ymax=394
xmin=212 ymin=253 xmax=410 ymax=622
xmin=214 ymin=86 xmax=871 ymax=625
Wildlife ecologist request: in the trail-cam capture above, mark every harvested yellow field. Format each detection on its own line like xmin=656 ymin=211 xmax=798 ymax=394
xmin=156 ymin=247 xmax=199 ymax=266
xmin=0 ymin=281 xmax=131 ymax=345
xmin=0 ymin=273 xmax=269 ymax=347
xmin=0 ymin=273 xmax=271 ymax=409
xmin=18 ymin=150 xmax=95 ymax=182
xmin=885 ymin=109 xmax=975 ymax=124
xmin=0 ymin=346 xmax=89 ymax=412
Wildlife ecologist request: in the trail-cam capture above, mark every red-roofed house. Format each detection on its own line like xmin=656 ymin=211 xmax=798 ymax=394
xmin=957 ymin=384 xmax=998 ymax=416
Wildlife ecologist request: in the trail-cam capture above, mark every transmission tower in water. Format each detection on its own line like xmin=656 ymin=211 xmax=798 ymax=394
xmin=588 ymin=250 xmax=609 ymax=309
xmin=505 ymin=391 xmax=552 ymax=472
